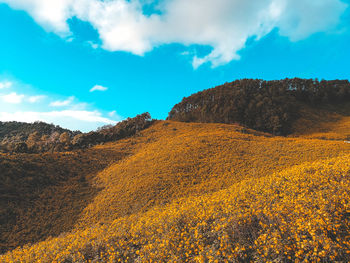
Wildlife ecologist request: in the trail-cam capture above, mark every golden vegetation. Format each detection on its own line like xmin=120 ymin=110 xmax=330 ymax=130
xmin=2 ymin=153 xmax=350 ymax=262
xmin=292 ymin=104 xmax=350 ymax=140
xmin=77 ymin=121 xmax=350 ymax=227
xmin=0 ymin=146 xmax=129 ymax=253
xmin=2 ymin=118 xmax=350 ymax=261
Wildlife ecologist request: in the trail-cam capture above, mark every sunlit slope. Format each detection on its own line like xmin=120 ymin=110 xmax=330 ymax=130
xmin=3 ymin=153 xmax=350 ymax=262
xmin=76 ymin=120 xmax=350 ymax=226
xmin=2 ymin=120 xmax=350 ymax=258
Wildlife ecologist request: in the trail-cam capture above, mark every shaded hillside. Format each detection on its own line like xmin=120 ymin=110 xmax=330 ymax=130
xmin=2 ymin=120 xmax=350 ymax=258
xmin=168 ymin=78 xmax=350 ymax=135
xmin=0 ymin=145 xmax=132 ymax=253
xmin=0 ymin=113 xmax=153 ymax=153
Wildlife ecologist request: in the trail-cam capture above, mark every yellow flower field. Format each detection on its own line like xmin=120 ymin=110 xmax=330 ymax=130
xmin=2 ymin=118 xmax=350 ymax=262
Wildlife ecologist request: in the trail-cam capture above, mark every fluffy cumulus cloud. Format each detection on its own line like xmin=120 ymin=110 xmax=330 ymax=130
xmin=1 ymin=0 xmax=347 ymax=67
xmin=1 ymin=92 xmax=25 ymax=104
xmin=0 ymin=90 xmax=45 ymax=104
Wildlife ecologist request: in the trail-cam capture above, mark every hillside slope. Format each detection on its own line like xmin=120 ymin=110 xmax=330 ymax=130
xmin=2 ymin=144 xmax=350 ymax=262
xmin=168 ymin=78 xmax=350 ymax=135
xmin=76 ymin=121 xmax=350 ymax=227
xmin=2 ymin=117 xmax=350 ymax=261
xmin=0 ymin=145 xmax=130 ymax=253
xmin=292 ymin=103 xmax=350 ymax=140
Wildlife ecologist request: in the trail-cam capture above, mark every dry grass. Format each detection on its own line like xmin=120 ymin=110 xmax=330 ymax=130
xmin=0 ymin=146 xmax=129 ymax=253
xmin=292 ymin=104 xmax=350 ymax=140
xmin=2 ymin=118 xmax=350 ymax=261
xmin=77 ymin=121 xmax=350 ymax=227
xmin=2 ymin=153 xmax=350 ymax=262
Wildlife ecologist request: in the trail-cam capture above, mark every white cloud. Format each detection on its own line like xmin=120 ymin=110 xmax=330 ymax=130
xmin=108 ymin=110 xmax=117 ymax=117
xmin=0 ymin=0 xmax=73 ymax=36
xmin=277 ymin=0 xmax=348 ymax=41
xmin=107 ymin=110 xmax=122 ymax=120
xmin=0 ymin=77 xmax=119 ymax=131
xmin=0 ymin=81 xmax=12 ymax=89
xmin=0 ymin=0 xmax=347 ymax=67
xmin=1 ymin=92 xmax=25 ymax=104
xmin=0 ymin=110 xmax=119 ymax=132
xmin=49 ymin=96 xmax=74 ymax=107
xmin=90 ymin=84 xmax=108 ymax=92
xmin=28 ymin=95 xmax=46 ymax=103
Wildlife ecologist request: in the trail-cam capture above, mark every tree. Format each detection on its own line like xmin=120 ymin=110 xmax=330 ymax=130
xmin=26 ymin=131 xmax=41 ymax=152
xmin=59 ymin=132 xmax=71 ymax=145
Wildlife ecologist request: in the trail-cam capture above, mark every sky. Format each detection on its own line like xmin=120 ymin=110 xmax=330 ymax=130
xmin=0 ymin=0 xmax=349 ymax=132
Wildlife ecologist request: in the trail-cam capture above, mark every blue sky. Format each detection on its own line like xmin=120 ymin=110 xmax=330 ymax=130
xmin=0 ymin=0 xmax=349 ymax=131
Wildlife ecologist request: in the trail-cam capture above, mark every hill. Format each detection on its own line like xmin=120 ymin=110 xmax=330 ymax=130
xmin=0 ymin=113 xmax=152 ymax=153
xmin=291 ymin=103 xmax=350 ymax=140
xmin=168 ymin=78 xmax=350 ymax=135
xmin=2 ymin=78 xmax=350 ymax=261
xmin=2 ymin=117 xmax=350 ymax=261
xmin=0 ymin=121 xmax=77 ymax=140
xmin=0 ymin=145 xmax=129 ymax=253
xmin=3 ymin=152 xmax=350 ymax=262
xmin=0 ymin=121 xmax=80 ymax=153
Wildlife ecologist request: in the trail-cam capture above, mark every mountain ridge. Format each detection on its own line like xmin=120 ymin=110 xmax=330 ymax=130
xmin=168 ymin=78 xmax=350 ymax=135
xmin=0 ymin=113 xmax=153 ymax=154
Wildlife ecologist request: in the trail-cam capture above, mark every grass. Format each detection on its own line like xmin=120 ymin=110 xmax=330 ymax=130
xmin=2 ymin=111 xmax=350 ymax=261
xmin=2 ymin=154 xmax=350 ymax=262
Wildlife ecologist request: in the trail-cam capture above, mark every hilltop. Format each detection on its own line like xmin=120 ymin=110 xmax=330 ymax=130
xmin=0 ymin=121 xmax=80 ymax=153
xmin=0 ymin=121 xmax=76 ymax=139
xmin=168 ymin=78 xmax=350 ymax=135
xmin=1 ymin=78 xmax=350 ymax=261
xmin=0 ymin=113 xmax=152 ymax=153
